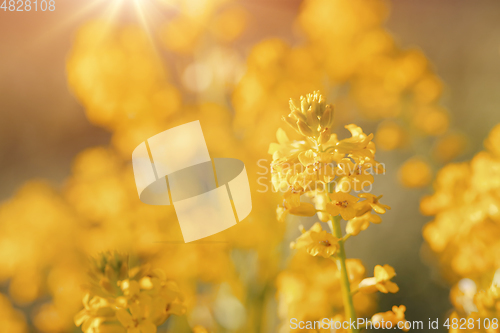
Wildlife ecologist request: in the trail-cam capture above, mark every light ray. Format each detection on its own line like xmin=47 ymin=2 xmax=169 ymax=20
xmin=32 ymin=0 xmax=172 ymax=48
xmin=32 ymin=0 xmax=111 ymax=46
xmin=133 ymin=0 xmax=154 ymax=43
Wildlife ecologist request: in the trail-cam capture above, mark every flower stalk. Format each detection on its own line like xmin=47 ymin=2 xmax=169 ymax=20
xmin=271 ymin=91 xmax=405 ymax=331
xmin=330 ymin=215 xmax=358 ymax=333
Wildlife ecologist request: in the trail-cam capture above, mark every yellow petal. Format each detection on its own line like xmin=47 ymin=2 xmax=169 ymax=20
xmin=139 ymin=320 xmax=157 ymax=333
xmin=345 ymin=124 xmax=364 ymax=138
xmin=268 ymin=143 xmax=281 ymax=155
xmin=372 ymin=204 xmax=386 ymax=214
xmin=74 ymin=310 xmax=89 ymax=327
xmin=289 ymin=202 xmax=316 ymax=217
xmin=374 ymin=264 xmax=396 ymax=282
xmin=384 ymin=281 xmax=400 ymax=293
xmin=358 ymin=277 xmax=378 ymax=294
xmin=298 ymin=150 xmax=315 ymax=166
xmin=340 ymin=207 xmax=357 ymax=221
xmin=276 ymin=128 xmax=289 ymax=144
xmin=116 ymin=309 xmax=134 ymax=328
xmin=166 ymin=303 xmax=186 ymax=316
xmin=98 ymin=323 xmax=129 ymax=333
xmin=325 ymin=203 xmax=340 ymax=217
xmin=369 ymin=214 xmax=382 ymax=224
xmin=309 ymin=222 xmax=323 ymax=233
xmin=129 ymin=303 xmax=142 ymax=320
xmin=284 ymin=191 xmax=301 ymax=208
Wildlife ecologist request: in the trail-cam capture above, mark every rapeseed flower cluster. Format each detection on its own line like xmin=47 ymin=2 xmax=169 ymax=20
xmin=233 ymin=0 xmax=464 ymax=189
xmin=74 ymin=252 xmax=185 ymax=333
xmin=0 ymin=0 xmax=470 ymax=332
xmin=422 ymin=124 xmax=500 ymax=280
xmin=422 ymin=124 xmax=500 ymax=332
xmin=0 ymin=7 xmax=259 ymax=332
xmin=272 ymin=91 xmax=405 ymax=332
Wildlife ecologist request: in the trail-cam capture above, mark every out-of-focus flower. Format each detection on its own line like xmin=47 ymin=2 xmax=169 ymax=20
xmin=62 ymin=12 xmax=287 ymax=332
xmin=399 ymin=157 xmax=433 ymax=188
xmin=412 ymin=106 xmax=449 ymax=136
xmin=450 ymin=279 xmax=478 ymax=315
xmin=346 ymin=211 xmax=381 ymax=236
xmin=192 ymin=325 xmax=210 ymax=333
xmin=485 ymin=123 xmax=500 ymax=157
xmin=158 ymin=1 xmax=248 ymax=99
xmin=375 ymin=120 xmax=408 ymax=151
xmin=160 ymin=2 xmax=247 ymax=54
xmin=277 ymin=252 xmax=375 ymax=331
xmin=473 ymin=284 xmax=500 ymax=318
xmin=359 ymin=265 xmax=399 ymax=294
xmin=432 ymin=133 xmax=468 ymax=163
xmin=447 ymin=275 xmax=500 ymax=332
xmin=0 ymin=180 xmax=87 ymax=332
xmin=422 ymin=124 xmax=500 ymax=281
xmin=371 ymin=305 xmax=409 ymax=331
xmin=210 ymin=7 xmax=248 ymax=43
xmin=0 ymin=294 xmax=28 ymax=333
xmin=423 ymin=124 xmax=500 ymax=332
xmin=75 ymin=252 xmax=185 ymax=333
xmin=67 ymin=22 xmax=180 ymax=132
xmin=413 ymin=74 xmax=443 ymax=104
xmin=234 ymin=0 xmax=457 ymax=168
xmin=0 ymin=0 xmax=467 ymax=331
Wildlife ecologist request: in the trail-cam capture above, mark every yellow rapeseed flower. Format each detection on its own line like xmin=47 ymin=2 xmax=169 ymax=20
xmin=335 ymin=159 xmax=374 ymax=192
xmin=271 ymin=91 xmax=402 ymax=332
xmin=270 ymin=91 xmax=386 ymax=223
xmin=346 ymin=212 xmax=382 ymax=236
xmin=326 ymin=192 xmax=360 ymax=221
xmin=359 ymin=265 xmax=399 ymax=294
xmin=74 ymin=253 xmax=185 ymax=333
xmin=371 ymin=305 xmax=409 ymax=331
xmin=291 ymin=222 xmax=339 ymax=258
xmin=422 ymin=124 xmax=500 ymax=283
xmin=356 ymin=194 xmax=391 ymax=214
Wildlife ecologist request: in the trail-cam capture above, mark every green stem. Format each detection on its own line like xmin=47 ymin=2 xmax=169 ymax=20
xmin=341 ymin=233 xmax=352 ymax=243
xmin=330 ymin=215 xmax=358 ymax=333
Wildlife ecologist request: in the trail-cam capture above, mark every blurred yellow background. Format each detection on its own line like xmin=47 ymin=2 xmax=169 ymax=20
xmin=1 ymin=0 xmax=500 ymax=332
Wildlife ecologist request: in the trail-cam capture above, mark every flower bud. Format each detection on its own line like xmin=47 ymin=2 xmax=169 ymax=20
xmin=306 ymin=107 xmax=320 ymax=130
xmin=317 ymin=95 xmax=325 ymax=116
xmin=291 ymin=110 xmax=307 ymax=122
xmin=282 ymin=116 xmax=301 ymax=135
xmin=319 ymin=127 xmax=331 ymax=144
xmin=297 ymin=119 xmax=314 ymax=137
xmin=300 ymin=96 xmax=309 ymax=114
xmin=289 ymin=98 xmax=300 ymax=112
xmin=310 ymin=100 xmax=318 ymax=117
xmin=320 ymin=104 xmax=334 ymax=128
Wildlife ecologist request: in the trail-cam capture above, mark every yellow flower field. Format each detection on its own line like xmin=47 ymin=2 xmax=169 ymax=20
xmin=1 ymin=0 xmax=500 ymax=332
